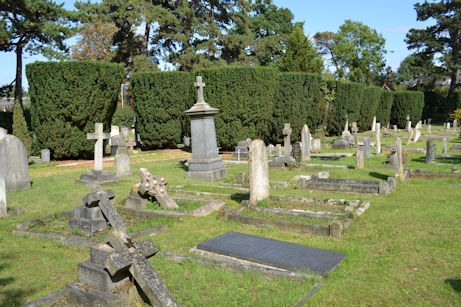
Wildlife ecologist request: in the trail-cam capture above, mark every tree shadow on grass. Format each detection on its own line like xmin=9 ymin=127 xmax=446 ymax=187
xmin=231 ymin=193 xmax=249 ymax=202
xmin=368 ymin=172 xmax=389 ymax=181
xmin=445 ymin=279 xmax=461 ymax=295
xmin=0 ymin=262 xmax=35 ymax=307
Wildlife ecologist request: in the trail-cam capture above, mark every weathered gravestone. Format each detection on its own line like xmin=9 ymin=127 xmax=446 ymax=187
xmin=332 ymin=140 xmax=348 ymax=150
xmin=454 ymin=119 xmax=458 ymax=130
xmin=0 ymin=127 xmax=30 ymax=192
xmin=406 ymin=115 xmax=411 ymax=132
xmin=406 ymin=128 xmax=414 ymax=145
xmin=126 ymin=137 xmax=136 ymax=153
xmin=449 ymin=143 xmax=461 ymax=152
xmin=375 ymin=123 xmax=381 ymax=154
xmin=282 ymin=123 xmax=292 ymax=156
xmin=341 ymin=116 xmax=352 ymax=143
xmin=78 ymin=123 xmax=119 ymax=185
xmin=121 ymin=126 xmax=130 ymax=139
xmin=413 ymin=126 xmax=421 ymax=143
xmin=301 ymin=124 xmax=311 ymax=161
xmin=115 ymin=153 xmax=131 ymax=177
xmin=110 ymin=135 xmax=126 ymax=156
xmin=69 ymin=184 xmax=124 ymax=233
xmin=389 ymin=137 xmax=408 ymax=181
xmin=355 ymin=148 xmax=364 ymax=169
xmin=41 ymin=149 xmax=50 ymax=163
xmin=185 ymin=76 xmax=227 ymax=181
xmin=371 ymin=116 xmax=376 ymax=132
xmin=0 ymin=177 xmax=6 ymax=218
xmin=125 ymin=168 xmax=178 ymax=209
xmin=275 ymin=144 xmax=282 ymax=156
xmin=196 ymin=231 xmax=346 ymax=275
xmin=447 ymin=122 xmax=451 ymax=130
xmin=427 ymin=124 xmax=432 ymax=134
xmin=351 ymin=122 xmax=358 ymax=147
xmin=363 ymin=137 xmax=372 ymax=158
xmin=267 ymin=144 xmax=275 ymax=156
xmin=442 ymin=138 xmax=448 ymax=157
xmin=393 ymin=125 xmax=398 ymax=132
xmin=425 ymin=140 xmax=436 ymax=164
xmin=233 ymin=140 xmax=250 ymax=159
xmin=312 ymin=138 xmax=321 ymax=152
xmin=249 ymin=140 xmax=269 ymax=204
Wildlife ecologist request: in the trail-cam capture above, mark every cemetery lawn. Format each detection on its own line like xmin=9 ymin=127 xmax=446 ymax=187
xmin=1 ymin=132 xmax=460 ymax=306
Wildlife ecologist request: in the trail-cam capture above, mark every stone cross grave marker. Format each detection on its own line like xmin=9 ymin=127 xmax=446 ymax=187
xmin=355 ymin=148 xmax=364 ymax=169
xmin=351 ymin=122 xmax=358 ymax=147
xmin=126 ymin=137 xmax=136 ymax=153
xmin=371 ymin=116 xmax=376 ymax=132
xmin=106 ymin=228 xmax=179 ymax=307
xmin=249 ymin=140 xmax=269 ymax=204
xmin=282 ymin=123 xmax=292 ymax=156
xmin=301 ymin=124 xmax=311 ymax=161
xmin=0 ymin=177 xmax=6 ymax=217
xmin=375 ymin=123 xmax=381 ymax=154
xmin=194 ymin=76 xmax=206 ymax=103
xmin=138 ymin=168 xmax=178 ymax=209
xmin=442 ymin=137 xmax=447 ymax=157
xmin=363 ymin=137 xmax=371 ymax=158
xmin=87 ymin=123 xmax=110 ymax=171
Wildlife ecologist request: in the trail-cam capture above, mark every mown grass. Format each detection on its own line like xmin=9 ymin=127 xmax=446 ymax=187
xmin=0 ymin=126 xmax=460 ymax=306
xmin=239 ymin=209 xmax=341 ymax=226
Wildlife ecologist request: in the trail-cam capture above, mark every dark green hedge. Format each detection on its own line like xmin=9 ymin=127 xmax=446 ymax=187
xmin=423 ymin=91 xmax=461 ymax=123
xmin=358 ymin=87 xmax=381 ymax=131
xmin=131 ymin=71 xmax=194 ymax=149
xmin=26 ymin=61 xmax=124 ymax=159
xmin=0 ymin=112 xmax=12 ymax=133
xmin=196 ymin=67 xmax=278 ymax=149
xmin=272 ymin=73 xmax=323 ymax=143
xmin=391 ymin=91 xmax=424 ymax=128
xmin=377 ymin=91 xmax=394 ymax=126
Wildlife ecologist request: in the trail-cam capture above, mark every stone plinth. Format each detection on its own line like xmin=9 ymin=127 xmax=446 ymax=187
xmin=0 ymin=128 xmax=30 ymax=192
xmin=248 ymin=140 xmax=269 ymax=204
xmin=185 ymin=76 xmax=227 ymax=181
xmin=78 ymin=170 xmax=119 ymax=185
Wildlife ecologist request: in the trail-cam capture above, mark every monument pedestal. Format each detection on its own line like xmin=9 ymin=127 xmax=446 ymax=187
xmin=77 ymin=170 xmax=119 ymax=185
xmin=185 ymin=76 xmax=227 ymax=181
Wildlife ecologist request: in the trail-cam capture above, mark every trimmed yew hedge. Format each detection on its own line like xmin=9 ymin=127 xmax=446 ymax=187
xmin=391 ymin=91 xmax=425 ymax=128
xmin=26 ymin=61 xmax=124 ymax=159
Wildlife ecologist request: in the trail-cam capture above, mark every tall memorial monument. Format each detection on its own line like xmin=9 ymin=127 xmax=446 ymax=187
xmin=185 ymin=76 xmax=227 ymax=181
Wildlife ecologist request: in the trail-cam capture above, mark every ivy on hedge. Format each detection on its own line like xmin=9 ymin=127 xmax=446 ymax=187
xmin=26 ymin=61 xmax=124 ymax=159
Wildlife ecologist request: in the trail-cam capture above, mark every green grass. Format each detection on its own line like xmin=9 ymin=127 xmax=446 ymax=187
xmin=239 ymin=208 xmax=341 ymax=226
xmin=145 ymin=200 xmax=207 ymax=211
xmin=1 ymin=127 xmax=460 ymax=306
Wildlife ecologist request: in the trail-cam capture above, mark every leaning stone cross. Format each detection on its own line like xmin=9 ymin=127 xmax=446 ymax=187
xmin=194 ymin=76 xmax=206 ymax=104
xmin=138 ymin=168 xmax=178 ymax=209
xmin=87 ymin=123 xmax=110 ymax=171
xmin=105 ymin=228 xmax=179 ymax=307
xmin=83 ymin=183 xmax=125 ymax=228
xmin=282 ymin=123 xmax=292 ymax=156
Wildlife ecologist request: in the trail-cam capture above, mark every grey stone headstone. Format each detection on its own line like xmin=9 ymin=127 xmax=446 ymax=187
xmin=121 ymin=126 xmax=130 ymax=139
xmin=275 ymin=144 xmax=282 ymax=156
xmin=442 ymin=138 xmax=447 ymax=157
xmin=363 ymin=137 xmax=371 ymax=158
xmin=267 ymin=144 xmax=275 ymax=156
xmin=0 ymin=133 xmax=30 ymax=192
xmin=282 ymin=123 xmax=292 ymax=156
xmin=332 ymin=140 xmax=348 ymax=150
xmin=375 ymin=123 xmax=381 ymax=154
xmin=426 ymin=140 xmax=436 ymax=164
xmin=427 ymin=124 xmax=432 ymax=134
xmin=454 ymin=119 xmax=458 ymax=129
xmin=301 ymin=124 xmax=311 ymax=161
xmin=447 ymin=122 xmax=451 ymax=130
xmin=0 ymin=177 xmax=6 ymax=217
xmin=115 ymin=153 xmax=132 ymax=177
xmin=41 ymin=149 xmax=50 ymax=163
xmin=312 ymin=138 xmax=321 ymax=151
xmin=428 ymin=118 xmax=432 ymax=124
xmin=248 ymin=140 xmax=269 ymax=204
xmin=393 ymin=125 xmax=397 ymax=132
xmin=197 ymin=231 xmax=346 ymax=275
xmin=356 ymin=148 xmax=364 ymax=169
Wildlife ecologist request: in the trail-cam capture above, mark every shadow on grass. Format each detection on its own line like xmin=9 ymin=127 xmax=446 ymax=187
xmin=368 ymin=172 xmax=389 ymax=181
xmin=231 ymin=193 xmax=249 ymax=202
xmin=445 ymin=279 xmax=461 ymax=295
xmin=0 ymin=262 xmax=35 ymax=307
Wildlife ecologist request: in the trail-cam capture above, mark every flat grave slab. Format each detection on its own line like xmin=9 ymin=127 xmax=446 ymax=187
xmin=196 ymin=231 xmax=346 ymax=275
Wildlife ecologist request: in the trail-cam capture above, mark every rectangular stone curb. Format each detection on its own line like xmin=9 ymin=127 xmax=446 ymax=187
xmin=21 ymin=287 xmax=69 ymax=307
xmin=115 ymin=207 xmax=182 ymax=220
xmin=129 ymin=224 xmax=168 ymax=239
xmin=159 ymin=251 xmax=320 ymax=280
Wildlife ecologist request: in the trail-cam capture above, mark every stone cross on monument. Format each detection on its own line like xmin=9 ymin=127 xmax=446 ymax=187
xmin=282 ymin=123 xmax=292 ymax=156
xmin=194 ymin=76 xmax=206 ymax=104
xmin=87 ymin=123 xmax=110 ymax=171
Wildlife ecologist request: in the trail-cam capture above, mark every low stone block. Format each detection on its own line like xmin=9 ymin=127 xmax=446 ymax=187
xmin=332 ymin=140 xmax=348 ymax=150
xmin=125 ymin=194 xmax=148 ymax=210
xmin=69 ymin=217 xmax=107 ymax=233
xmin=77 ymin=261 xmax=131 ymax=292
xmin=65 ymin=281 xmax=137 ymax=306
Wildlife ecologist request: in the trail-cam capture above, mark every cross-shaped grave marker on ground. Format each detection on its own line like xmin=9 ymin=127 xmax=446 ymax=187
xmin=87 ymin=123 xmax=110 ymax=171
xmin=138 ymin=168 xmax=178 ymax=209
xmin=106 ymin=228 xmax=179 ymax=307
xmin=282 ymin=123 xmax=292 ymax=156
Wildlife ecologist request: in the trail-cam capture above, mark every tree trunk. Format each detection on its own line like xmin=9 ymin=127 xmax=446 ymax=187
xmin=15 ymin=44 xmax=23 ymax=104
xmin=449 ymin=22 xmax=461 ymax=96
xmin=144 ymin=21 xmax=151 ymax=55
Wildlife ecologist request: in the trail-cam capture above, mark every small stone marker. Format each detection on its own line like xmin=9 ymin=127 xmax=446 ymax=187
xmin=267 ymin=144 xmax=274 ymax=156
xmin=426 ymin=140 xmax=436 ymax=164
xmin=406 ymin=115 xmax=411 ymax=132
xmin=121 ymin=126 xmax=130 ymax=139
xmin=428 ymin=118 xmax=432 ymax=124
xmin=196 ymin=231 xmax=346 ymax=275
xmin=351 ymin=122 xmax=358 ymax=147
xmin=106 ymin=228 xmax=179 ymax=306
xmin=447 ymin=122 xmax=451 ymax=130
xmin=413 ymin=126 xmax=421 ymax=143
xmin=282 ymin=123 xmax=292 ymax=156
xmin=301 ymin=124 xmax=311 ymax=161
xmin=442 ymin=138 xmax=447 ymax=157
xmin=407 ymin=128 xmax=414 ymax=145
xmin=312 ymin=138 xmax=321 ymax=151
xmin=454 ymin=119 xmax=458 ymax=130
xmin=0 ymin=127 xmax=30 ymax=192
xmin=233 ymin=140 xmax=250 ymax=159
xmin=355 ymin=148 xmax=364 ymax=169
xmin=41 ymin=149 xmax=50 ymax=163
xmin=87 ymin=123 xmax=110 ymax=171
xmin=0 ymin=177 xmax=6 ymax=217
xmin=375 ymin=123 xmax=381 ymax=154
xmin=126 ymin=168 xmax=178 ymax=209
xmin=443 ymin=122 xmax=447 ymax=129
xmin=115 ymin=153 xmax=131 ymax=177
xmin=427 ymin=124 xmax=432 ymax=134
xmin=249 ymin=140 xmax=270 ymax=204
xmin=127 ymin=137 xmax=136 ymax=153
xmin=371 ymin=116 xmax=376 ymax=131
xmin=393 ymin=125 xmax=398 ymax=132
xmin=332 ymin=140 xmax=348 ymax=150
xmin=363 ymin=137 xmax=371 ymax=158
xmin=275 ymin=144 xmax=282 ymax=156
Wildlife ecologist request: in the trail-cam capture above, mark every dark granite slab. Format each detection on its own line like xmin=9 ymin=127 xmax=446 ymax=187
xmin=196 ymin=231 xmax=345 ymax=275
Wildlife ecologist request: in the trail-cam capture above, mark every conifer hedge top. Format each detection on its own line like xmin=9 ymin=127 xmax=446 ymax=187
xmin=26 ymin=61 xmax=124 ymax=159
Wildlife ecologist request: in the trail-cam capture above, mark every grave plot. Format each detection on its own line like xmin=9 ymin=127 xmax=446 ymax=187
xmin=218 ymin=196 xmax=369 ymax=237
xmin=408 ymin=168 xmax=461 ymax=180
xmin=299 ymin=176 xmax=396 ymax=195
